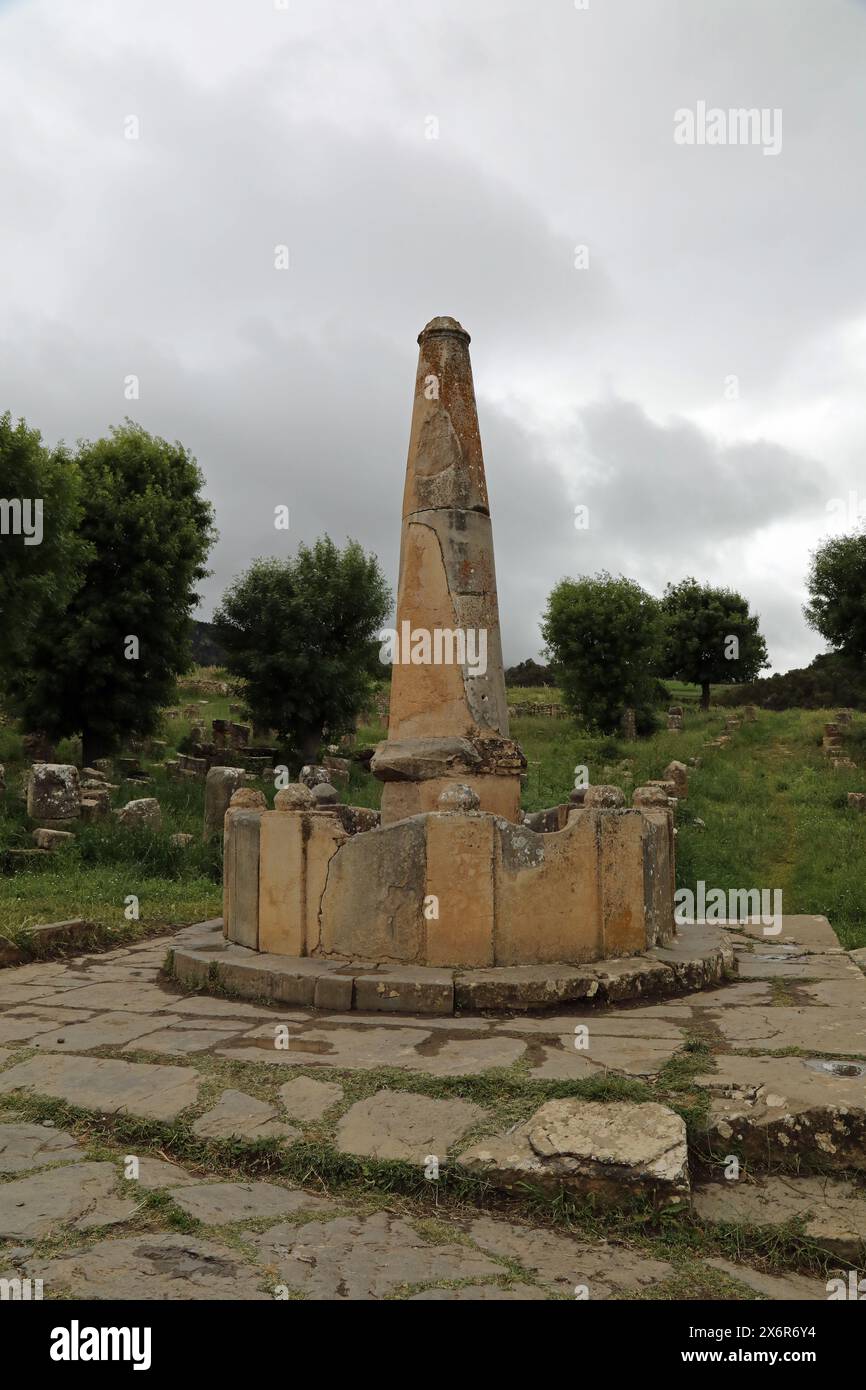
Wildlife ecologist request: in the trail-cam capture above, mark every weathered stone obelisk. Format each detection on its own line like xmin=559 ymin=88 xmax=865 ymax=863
xmin=372 ymin=317 xmax=525 ymax=824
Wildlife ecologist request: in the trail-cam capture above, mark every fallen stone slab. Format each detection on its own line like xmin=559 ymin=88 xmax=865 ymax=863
xmin=23 ymin=1233 xmax=272 ymax=1300
xmin=254 ymin=1211 xmax=503 ymax=1299
xmin=458 ymin=1099 xmax=689 ymax=1208
xmin=191 ymin=1089 xmax=300 ymax=1143
xmin=335 ymin=1089 xmax=485 ymax=1163
xmin=696 ymin=1054 xmax=866 ymax=1171
xmin=278 ymin=1076 xmax=344 ymax=1122
xmin=694 ymin=1174 xmax=866 ymax=1263
xmin=0 ymin=1121 xmax=85 ymax=1173
xmin=0 ymin=1161 xmax=118 ymax=1239
xmin=466 ymin=1214 xmax=673 ymax=1298
xmin=20 ymin=919 xmax=93 ymax=951
xmin=0 ymin=1053 xmax=203 ymax=1121
xmin=169 ymin=1181 xmax=330 ymax=1225
xmin=31 ymin=828 xmax=75 ymax=850
xmin=706 ymin=1258 xmax=830 ymax=1301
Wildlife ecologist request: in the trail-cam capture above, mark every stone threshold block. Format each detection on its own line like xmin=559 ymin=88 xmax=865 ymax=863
xmin=695 ymin=1054 xmax=866 ymax=1173
xmin=457 ymin=1099 xmax=690 ymax=1209
xmin=170 ymin=922 xmax=736 ymax=1016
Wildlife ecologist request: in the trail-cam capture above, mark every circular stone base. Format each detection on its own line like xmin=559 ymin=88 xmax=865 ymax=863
xmin=168 ymin=923 xmax=735 ymax=1016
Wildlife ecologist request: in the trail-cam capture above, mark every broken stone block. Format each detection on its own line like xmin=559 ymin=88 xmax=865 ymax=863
xmin=170 ymin=833 xmax=194 ymax=847
xmin=80 ymin=796 xmax=109 ymax=824
xmin=204 ymin=765 xmax=247 ymax=839
xmin=847 ymin=793 xmax=866 ymax=811
xmin=274 ymin=784 xmax=314 ymax=811
xmin=632 ymin=785 xmax=672 ymax=809
xmin=694 ymin=1175 xmax=866 ymax=1263
xmin=23 ymin=919 xmax=92 ymax=949
xmin=832 ymin=757 xmax=857 ymax=771
xmin=458 ymin=1099 xmax=689 ymax=1207
xmin=583 ymin=785 xmax=625 ymax=809
xmin=26 ymin=764 xmax=80 ymax=822
xmin=113 ymin=798 xmax=162 ymax=830
xmin=191 ymin=1089 xmax=299 ymax=1142
xmin=31 ymin=828 xmax=75 ymax=850
xmin=663 ymin=760 xmax=688 ymax=799
xmin=229 ymin=788 xmax=266 ymax=810
xmin=310 ymin=782 xmax=340 ymax=806
xmin=299 ymin=764 xmax=330 ymax=789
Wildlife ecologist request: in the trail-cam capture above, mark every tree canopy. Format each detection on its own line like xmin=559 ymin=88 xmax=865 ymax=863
xmin=213 ymin=539 xmax=392 ymax=763
xmin=541 ymin=572 xmax=663 ymax=733
xmin=3 ymin=421 xmax=215 ymax=763
xmin=662 ymin=577 xmax=768 ymax=709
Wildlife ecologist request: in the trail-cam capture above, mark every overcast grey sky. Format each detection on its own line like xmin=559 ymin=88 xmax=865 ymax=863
xmin=2 ymin=0 xmax=865 ymax=672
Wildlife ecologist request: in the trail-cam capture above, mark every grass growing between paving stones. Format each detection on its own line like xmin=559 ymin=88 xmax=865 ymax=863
xmin=0 ymin=1087 xmax=842 ymax=1294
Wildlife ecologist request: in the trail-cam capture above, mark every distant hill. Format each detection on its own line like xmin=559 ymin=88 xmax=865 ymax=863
xmin=190 ymin=620 xmax=227 ymax=668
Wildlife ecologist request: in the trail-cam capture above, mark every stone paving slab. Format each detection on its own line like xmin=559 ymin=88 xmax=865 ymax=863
xmin=253 ymin=1211 xmax=505 ymax=1299
xmin=0 ymin=1053 xmax=203 ymax=1121
xmin=712 ymin=1005 xmax=866 ymax=1055
xmin=530 ymin=1033 xmax=681 ymax=1079
xmin=0 ymin=1121 xmax=85 ymax=1172
xmin=125 ymin=1025 xmax=247 ymax=1055
xmin=410 ymin=1283 xmax=549 ymax=1300
xmin=29 ymin=1011 xmax=170 ymax=1051
xmin=279 ymin=1076 xmax=344 ymax=1121
xmin=729 ymin=916 xmax=841 ymax=953
xmin=19 ymin=1233 xmax=272 ymax=1300
xmin=694 ymin=1175 xmax=866 ymax=1262
xmin=130 ymin=1156 xmax=198 ymax=1189
xmin=169 ymin=1181 xmax=333 ymax=1225
xmin=24 ymin=981 xmax=177 ymax=1013
xmin=191 ymin=1089 xmax=300 ymax=1143
xmin=335 ymin=1089 xmax=486 ymax=1162
xmin=220 ymin=1024 xmax=433 ymax=1069
xmin=0 ymin=1161 xmax=119 ymax=1238
xmin=706 ymin=1258 xmax=830 ymax=1301
xmin=466 ymin=1215 xmax=673 ymax=1298
xmin=0 ymin=1007 xmax=96 ymax=1044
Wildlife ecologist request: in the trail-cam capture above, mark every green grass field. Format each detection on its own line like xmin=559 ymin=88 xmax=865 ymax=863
xmin=2 ymin=691 xmax=865 ymax=949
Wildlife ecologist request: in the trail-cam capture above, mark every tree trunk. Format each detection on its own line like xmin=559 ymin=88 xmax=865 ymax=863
xmin=298 ymin=727 xmax=322 ymax=766
xmin=700 ymin=682 xmax=711 ymax=711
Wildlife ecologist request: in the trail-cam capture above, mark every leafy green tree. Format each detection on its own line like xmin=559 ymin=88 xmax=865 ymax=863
xmin=4 ymin=422 xmax=216 ymax=764
xmin=213 ymin=540 xmax=392 ymax=764
xmin=662 ymin=577 xmax=769 ymax=709
xmin=541 ymin=572 xmax=663 ymax=733
xmin=0 ymin=412 xmax=85 ymax=676
xmin=804 ymin=533 xmax=866 ymax=659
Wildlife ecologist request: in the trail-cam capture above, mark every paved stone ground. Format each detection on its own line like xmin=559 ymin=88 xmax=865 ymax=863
xmin=0 ymin=915 xmax=864 ymax=1301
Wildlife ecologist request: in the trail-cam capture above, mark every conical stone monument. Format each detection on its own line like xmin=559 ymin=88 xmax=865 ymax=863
xmin=178 ymin=317 xmax=742 ymax=1016
xmin=372 ymin=317 xmax=525 ymax=823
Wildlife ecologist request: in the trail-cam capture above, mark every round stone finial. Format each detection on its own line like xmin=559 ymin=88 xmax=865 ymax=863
xmin=229 ymin=788 xmax=266 ymax=809
xmin=418 ymin=316 xmax=471 ymax=345
xmin=274 ymin=784 xmax=314 ymax=812
xmin=311 ymin=782 xmax=340 ymax=807
xmin=583 ymin=785 xmax=626 ymax=810
xmin=437 ymin=783 xmax=481 ymax=812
